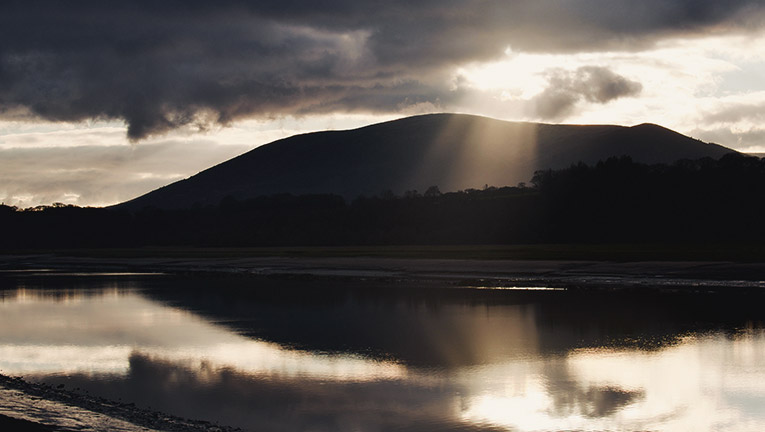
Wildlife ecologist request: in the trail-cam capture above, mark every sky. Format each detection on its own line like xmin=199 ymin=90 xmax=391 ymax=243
xmin=2 ymin=0 xmax=765 ymax=207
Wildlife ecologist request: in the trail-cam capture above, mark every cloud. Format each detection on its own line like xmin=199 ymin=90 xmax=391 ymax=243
xmin=687 ymin=100 xmax=765 ymax=151
xmin=704 ymin=101 xmax=765 ymax=124
xmin=0 ymin=1 xmax=762 ymax=139
xmin=533 ymin=89 xmax=581 ymax=120
xmin=690 ymin=127 xmax=765 ymax=152
xmin=532 ymin=66 xmax=643 ymax=120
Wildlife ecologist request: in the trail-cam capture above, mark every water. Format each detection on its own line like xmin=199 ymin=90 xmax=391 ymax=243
xmin=1 ymin=271 xmax=765 ymax=431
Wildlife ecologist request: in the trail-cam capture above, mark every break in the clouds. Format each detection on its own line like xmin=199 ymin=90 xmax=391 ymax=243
xmin=1 ymin=0 xmax=763 ymax=140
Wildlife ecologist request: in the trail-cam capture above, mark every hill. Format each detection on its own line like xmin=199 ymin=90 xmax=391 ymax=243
xmin=118 ymin=113 xmax=734 ymax=210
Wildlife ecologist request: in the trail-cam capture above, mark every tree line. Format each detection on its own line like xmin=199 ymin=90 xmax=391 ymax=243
xmin=3 ymin=153 xmax=765 ymax=249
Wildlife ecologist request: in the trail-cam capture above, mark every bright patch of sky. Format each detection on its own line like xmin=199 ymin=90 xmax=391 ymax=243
xmin=453 ymin=32 xmax=765 ymax=151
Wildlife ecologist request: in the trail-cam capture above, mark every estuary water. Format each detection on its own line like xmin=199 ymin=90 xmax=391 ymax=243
xmin=1 ymin=271 xmax=765 ymax=431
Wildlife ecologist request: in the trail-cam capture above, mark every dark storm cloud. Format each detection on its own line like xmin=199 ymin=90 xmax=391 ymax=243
xmin=533 ymin=66 xmax=643 ymax=119
xmin=0 ymin=1 xmax=762 ymax=139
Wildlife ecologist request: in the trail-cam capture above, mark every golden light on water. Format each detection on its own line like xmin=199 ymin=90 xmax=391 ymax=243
xmin=459 ymin=332 xmax=765 ymax=431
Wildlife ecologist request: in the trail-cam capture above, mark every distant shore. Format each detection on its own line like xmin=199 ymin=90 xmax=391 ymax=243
xmin=5 ymin=243 xmax=765 ymax=262
xmin=2 ymin=246 xmax=765 ymax=292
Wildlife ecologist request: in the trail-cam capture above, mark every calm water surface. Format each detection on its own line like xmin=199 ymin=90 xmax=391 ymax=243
xmin=1 ymin=272 xmax=765 ymax=431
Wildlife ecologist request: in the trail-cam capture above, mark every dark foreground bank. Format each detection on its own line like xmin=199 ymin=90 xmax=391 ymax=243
xmin=0 ymin=413 xmax=55 ymax=432
xmin=0 ymin=374 xmax=239 ymax=432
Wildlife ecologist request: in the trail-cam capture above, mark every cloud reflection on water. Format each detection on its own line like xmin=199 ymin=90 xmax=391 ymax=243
xmin=0 ymin=289 xmax=404 ymax=382
xmin=1 ymin=282 xmax=765 ymax=431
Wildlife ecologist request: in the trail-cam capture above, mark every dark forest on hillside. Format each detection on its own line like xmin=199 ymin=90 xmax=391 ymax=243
xmin=3 ymin=153 xmax=765 ymax=249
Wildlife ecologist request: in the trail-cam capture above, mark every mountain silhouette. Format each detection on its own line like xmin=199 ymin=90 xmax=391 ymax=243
xmin=118 ymin=113 xmax=734 ymax=210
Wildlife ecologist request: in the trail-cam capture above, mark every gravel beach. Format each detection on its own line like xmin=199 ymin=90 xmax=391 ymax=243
xmin=0 ymin=374 xmax=238 ymax=432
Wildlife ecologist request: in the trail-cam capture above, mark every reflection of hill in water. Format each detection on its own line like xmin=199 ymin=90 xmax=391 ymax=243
xmin=5 ymin=273 xmax=765 ymax=431
xmin=51 ymin=350 xmax=646 ymax=431
xmin=141 ymin=275 xmax=765 ymax=367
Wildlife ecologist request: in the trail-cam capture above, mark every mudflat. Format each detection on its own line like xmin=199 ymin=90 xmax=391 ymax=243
xmin=3 ymin=250 xmax=765 ymax=292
